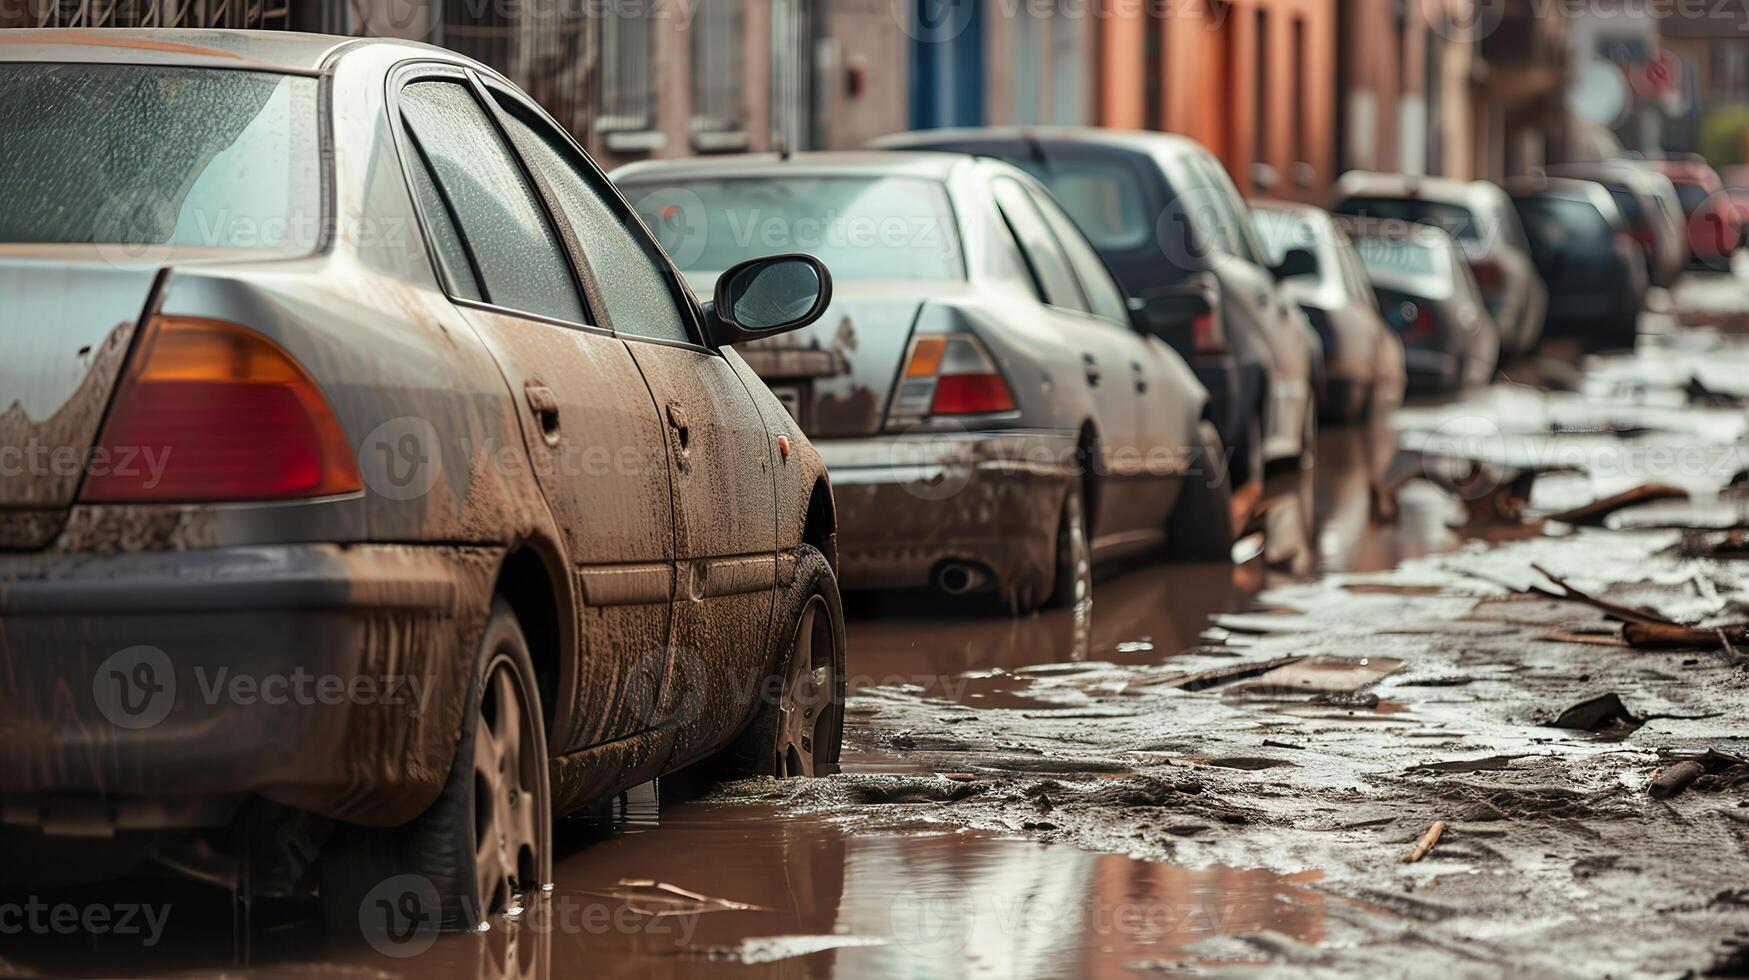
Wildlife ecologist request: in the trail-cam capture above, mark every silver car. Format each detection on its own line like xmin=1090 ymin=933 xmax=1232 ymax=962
xmin=0 ymin=30 xmax=844 ymax=933
xmin=1333 ymin=171 xmax=1547 ymax=359
xmin=615 ymin=153 xmax=1234 ymax=612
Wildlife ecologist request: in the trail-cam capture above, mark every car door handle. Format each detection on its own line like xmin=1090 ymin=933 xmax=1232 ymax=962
xmin=1082 ymin=353 xmax=1101 ymax=387
xmin=1131 ymin=362 xmax=1147 ymax=394
xmin=525 ymin=383 xmax=561 ymax=445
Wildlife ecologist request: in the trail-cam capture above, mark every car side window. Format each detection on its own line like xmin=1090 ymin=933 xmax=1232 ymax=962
xmin=493 ymin=94 xmax=697 ymax=346
xmin=992 ymin=177 xmax=1090 ymax=313
xmin=398 ymin=80 xmax=586 ymax=324
xmin=400 ymin=129 xmax=484 ymax=301
xmin=1028 ymin=185 xmax=1132 ymax=325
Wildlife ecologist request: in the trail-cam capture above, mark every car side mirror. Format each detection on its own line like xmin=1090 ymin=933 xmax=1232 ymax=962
xmin=1272 ymin=246 xmax=1319 ymax=281
xmin=705 ymin=253 xmax=833 ymax=346
xmin=1128 ymin=284 xmax=1213 ymax=337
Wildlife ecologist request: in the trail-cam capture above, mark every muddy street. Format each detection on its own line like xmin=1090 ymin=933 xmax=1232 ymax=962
xmin=6 ymin=278 xmax=1746 ymax=977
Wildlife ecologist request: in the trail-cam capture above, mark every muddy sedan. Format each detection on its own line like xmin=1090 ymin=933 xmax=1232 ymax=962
xmin=1343 ymin=218 xmax=1500 ymax=392
xmin=0 ymin=30 xmax=843 ymax=934
xmin=615 ymin=153 xmax=1233 ymax=612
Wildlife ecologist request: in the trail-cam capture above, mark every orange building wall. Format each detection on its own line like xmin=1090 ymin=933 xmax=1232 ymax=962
xmin=1099 ymin=0 xmax=1336 ymax=202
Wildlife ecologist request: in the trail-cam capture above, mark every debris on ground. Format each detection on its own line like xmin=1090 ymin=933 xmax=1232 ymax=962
xmin=1402 ymin=820 xmax=1446 ymax=863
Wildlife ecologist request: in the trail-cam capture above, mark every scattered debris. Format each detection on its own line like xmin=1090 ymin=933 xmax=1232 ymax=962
xmin=1650 ymin=761 xmax=1706 ymax=799
xmin=689 ymin=935 xmax=889 ymax=964
xmin=1153 ymin=655 xmax=1306 ymax=692
xmin=1403 ymin=820 xmax=1447 ymax=863
xmin=1543 ymin=483 xmax=1686 ymax=527
xmin=1226 ymin=655 xmax=1403 ymax=696
xmin=1550 ymin=693 xmax=1645 ymax=737
xmin=584 ymin=880 xmax=773 ymax=917
xmin=1621 ymin=622 xmax=1749 ymax=649
xmin=1531 ymin=563 xmax=1676 ymax=626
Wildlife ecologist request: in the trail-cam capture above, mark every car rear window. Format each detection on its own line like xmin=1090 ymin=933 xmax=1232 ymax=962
xmin=1335 ymin=195 xmax=1480 ymax=241
xmin=1018 ymin=158 xmax=1153 ymax=250
xmin=1353 ymin=235 xmax=1439 ymax=278
xmin=1516 ymin=197 xmax=1611 ymax=252
xmin=0 ymin=64 xmax=321 ymax=254
xmin=1672 ymin=180 xmax=1710 ymax=215
xmin=624 ymin=175 xmax=963 ymax=282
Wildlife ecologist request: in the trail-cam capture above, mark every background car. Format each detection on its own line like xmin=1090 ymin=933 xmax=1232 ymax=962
xmin=872 ymin=127 xmax=1317 ymax=490
xmin=1342 ymin=217 xmax=1500 ymax=392
xmin=1548 ymin=162 xmax=1686 ymax=288
xmin=1331 ymin=171 xmax=1546 ymax=360
xmin=615 ymin=152 xmax=1234 ymax=613
xmin=1645 ymin=156 xmax=1740 ymax=270
xmin=1506 ymin=175 xmax=1647 ymax=345
xmin=0 ymin=30 xmax=845 ymax=930
xmin=1250 ymin=200 xmax=1406 ymax=425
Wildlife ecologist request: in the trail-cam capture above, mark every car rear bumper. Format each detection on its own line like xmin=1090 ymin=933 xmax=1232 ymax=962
xmin=817 ymin=431 xmax=1079 ymax=595
xmin=0 ymin=543 xmax=493 ymax=831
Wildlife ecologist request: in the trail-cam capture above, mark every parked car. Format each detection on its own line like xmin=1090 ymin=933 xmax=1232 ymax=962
xmin=1645 ymin=157 xmax=1740 ymax=269
xmin=1505 ymin=176 xmax=1647 ymax=345
xmin=1547 ymin=163 xmax=1686 ymax=288
xmin=0 ymin=29 xmax=847 ymax=932
xmin=1331 ymin=171 xmax=1546 ymax=360
xmin=871 ymin=127 xmax=1317 ymax=489
xmin=1342 ymin=217 xmax=1500 ymax=392
xmin=614 ymin=152 xmax=1234 ymax=612
xmin=1249 ymin=201 xmax=1406 ymax=425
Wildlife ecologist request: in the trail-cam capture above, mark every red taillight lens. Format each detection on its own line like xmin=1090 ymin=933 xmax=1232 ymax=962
xmin=1470 ymin=260 xmax=1503 ymax=292
xmin=888 ymin=333 xmax=1016 ymax=423
xmin=81 ymin=317 xmax=362 ymax=503
xmin=931 ymin=373 xmax=1016 ymax=414
xmin=1191 ymin=311 xmax=1225 ymax=355
xmin=1405 ymin=304 xmax=1436 ymax=340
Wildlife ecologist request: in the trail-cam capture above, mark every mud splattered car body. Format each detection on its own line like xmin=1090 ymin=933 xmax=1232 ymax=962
xmin=615 ymin=153 xmax=1229 ymax=611
xmin=0 ymin=30 xmax=842 ymax=918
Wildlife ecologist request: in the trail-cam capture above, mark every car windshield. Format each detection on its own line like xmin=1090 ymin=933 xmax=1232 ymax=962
xmin=1335 ymin=195 xmax=1480 ymax=241
xmin=1353 ymin=235 xmax=1440 ymax=278
xmin=0 ymin=64 xmax=322 ymax=254
xmin=624 ymin=175 xmax=964 ymax=281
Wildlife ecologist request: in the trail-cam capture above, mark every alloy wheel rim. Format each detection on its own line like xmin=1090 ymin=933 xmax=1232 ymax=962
xmin=472 ymin=658 xmax=542 ymax=920
xmin=777 ymin=594 xmax=837 ymax=777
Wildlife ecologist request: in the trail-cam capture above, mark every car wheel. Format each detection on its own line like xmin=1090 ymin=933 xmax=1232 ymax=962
xmin=1167 ymin=420 xmax=1235 ymax=561
xmin=721 ymin=544 xmax=844 ymax=778
xmin=1045 ymin=482 xmax=1092 ymax=609
xmin=322 ymin=597 xmax=551 ymax=932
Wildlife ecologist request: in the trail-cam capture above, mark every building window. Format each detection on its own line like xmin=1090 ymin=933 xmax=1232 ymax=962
xmin=692 ymin=0 xmax=747 ymax=150
xmin=1290 ymin=17 xmax=1304 ymax=165
xmin=1252 ymin=10 xmax=1269 ymax=161
xmin=599 ymin=1 xmax=660 ymax=150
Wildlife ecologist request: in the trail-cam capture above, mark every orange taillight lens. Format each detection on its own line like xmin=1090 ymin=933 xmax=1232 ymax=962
xmin=80 ymin=317 xmax=362 ymax=503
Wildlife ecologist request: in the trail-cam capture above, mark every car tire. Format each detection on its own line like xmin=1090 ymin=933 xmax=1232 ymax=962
xmin=1042 ymin=482 xmax=1092 ymax=609
xmin=321 ymin=597 xmax=551 ymax=933
xmin=1167 ymin=420 xmax=1235 ymax=561
xmin=720 ymin=544 xmax=845 ymax=778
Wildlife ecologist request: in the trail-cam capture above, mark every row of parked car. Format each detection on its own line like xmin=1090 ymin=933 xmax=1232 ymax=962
xmin=11 ymin=32 xmax=1741 ymax=933
xmin=612 ymin=129 xmax=1737 ymax=615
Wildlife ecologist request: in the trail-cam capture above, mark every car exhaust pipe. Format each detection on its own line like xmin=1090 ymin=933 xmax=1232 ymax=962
xmin=934 ymin=561 xmax=993 ymax=597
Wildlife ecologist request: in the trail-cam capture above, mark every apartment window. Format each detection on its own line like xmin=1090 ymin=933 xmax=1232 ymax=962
xmin=599 ymin=2 xmax=660 ymax=150
xmin=692 ymin=0 xmax=748 ymax=150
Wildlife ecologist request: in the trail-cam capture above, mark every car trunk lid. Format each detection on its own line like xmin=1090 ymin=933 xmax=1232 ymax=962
xmin=0 ymin=249 xmax=161 ymax=548
xmin=729 ymin=282 xmax=929 ymax=439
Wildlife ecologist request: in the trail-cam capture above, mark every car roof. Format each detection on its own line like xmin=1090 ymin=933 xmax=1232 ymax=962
xmin=0 ymin=27 xmax=384 ymax=72
xmin=613 ymin=150 xmax=970 ymax=183
xmin=1505 ymin=176 xmax=1604 ymax=200
xmin=1334 ymin=169 xmax=1480 ymax=204
xmin=873 ymin=125 xmax=1208 ymax=157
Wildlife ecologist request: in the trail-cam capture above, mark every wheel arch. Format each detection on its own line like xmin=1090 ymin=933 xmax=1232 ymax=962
xmin=491 ymin=535 xmax=574 ymax=746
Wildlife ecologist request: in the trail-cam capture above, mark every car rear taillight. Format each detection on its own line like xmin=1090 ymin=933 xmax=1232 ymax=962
xmin=1191 ymin=311 xmax=1225 ymax=355
xmin=1470 ymin=260 xmax=1503 ymax=293
xmin=81 ymin=316 xmax=362 ymax=503
xmin=889 ymin=333 xmax=1015 ymax=420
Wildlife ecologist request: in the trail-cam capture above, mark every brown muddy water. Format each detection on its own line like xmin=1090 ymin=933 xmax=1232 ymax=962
xmin=0 ymin=420 xmax=1440 ymax=979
